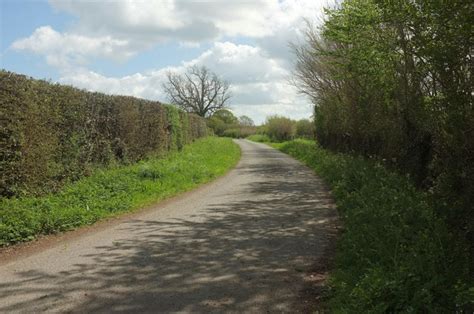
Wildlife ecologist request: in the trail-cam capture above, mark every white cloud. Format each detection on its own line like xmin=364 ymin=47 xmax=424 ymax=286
xmin=13 ymin=0 xmax=330 ymax=71
xmin=10 ymin=1 xmax=331 ymax=123
xmin=11 ymin=26 xmax=134 ymax=69
xmin=45 ymin=0 xmax=330 ymax=53
xmin=58 ymin=69 xmax=165 ymax=100
xmin=182 ymin=42 xmax=312 ymax=122
xmin=48 ymin=0 xmax=279 ymax=43
xmin=186 ymin=42 xmax=287 ymax=84
xmin=57 ymin=41 xmax=312 ymax=124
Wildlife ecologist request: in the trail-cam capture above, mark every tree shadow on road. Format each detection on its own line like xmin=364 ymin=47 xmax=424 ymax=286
xmin=0 ymin=146 xmax=339 ymax=313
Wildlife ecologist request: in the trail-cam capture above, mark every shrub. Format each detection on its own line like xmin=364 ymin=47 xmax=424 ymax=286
xmin=295 ymin=119 xmax=315 ymax=139
xmin=265 ymin=115 xmax=295 ymax=142
xmin=0 ymin=70 xmax=208 ymax=197
xmin=207 ymin=116 xmax=227 ymax=136
xmin=222 ymin=128 xmax=241 ymax=138
xmin=207 ymin=109 xmax=239 ymax=136
xmin=221 ymin=127 xmax=256 ymax=138
xmin=238 ymin=126 xmax=257 ymax=138
xmin=207 ymin=110 xmax=257 ymax=138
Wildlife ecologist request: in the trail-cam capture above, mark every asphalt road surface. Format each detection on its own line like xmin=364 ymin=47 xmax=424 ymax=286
xmin=0 ymin=139 xmax=338 ymax=313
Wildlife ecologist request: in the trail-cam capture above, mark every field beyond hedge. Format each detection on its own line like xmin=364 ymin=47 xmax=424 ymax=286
xmin=269 ymin=139 xmax=472 ymax=312
xmin=0 ymin=137 xmax=240 ymax=247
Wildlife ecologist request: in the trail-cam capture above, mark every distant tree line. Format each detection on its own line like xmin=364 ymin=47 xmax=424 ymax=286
xmin=206 ymin=109 xmax=256 ymax=138
xmin=0 ymin=71 xmax=208 ymax=197
xmin=206 ymin=109 xmax=315 ymax=142
xmin=293 ymin=0 xmax=473 ymax=240
xmin=263 ymin=116 xmax=315 ymax=142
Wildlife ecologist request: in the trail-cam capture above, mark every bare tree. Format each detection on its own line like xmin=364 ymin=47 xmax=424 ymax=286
xmin=162 ymin=65 xmax=231 ymax=117
xmin=290 ymin=20 xmax=343 ymax=105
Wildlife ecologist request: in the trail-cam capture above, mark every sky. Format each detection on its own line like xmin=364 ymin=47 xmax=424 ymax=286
xmin=1 ymin=0 xmax=331 ymax=124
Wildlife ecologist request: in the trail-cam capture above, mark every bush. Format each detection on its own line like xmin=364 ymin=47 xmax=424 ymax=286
xmin=238 ymin=126 xmax=257 ymax=138
xmin=222 ymin=126 xmax=257 ymax=138
xmin=277 ymin=140 xmax=473 ymax=312
xmin=207 ymin=109 xmax=239 ymax=136
xmin=295 ymin=119 xmax=315 ymax=139
xmin=207 ymin=110 xmax=257 ymax=138
xmin=0 ymin=70 xmax=208 ymax=197
xmin=222 ymin=128 xmax=241 ymax=138
xmin=265 ymin=115 xmax=295 ymax=142
xmin=207 ymin=116 xmax=227 ymax=136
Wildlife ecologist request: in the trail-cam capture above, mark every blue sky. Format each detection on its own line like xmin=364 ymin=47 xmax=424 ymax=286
xmin=1 ymin=0 xmax=66 ymax=79
xmin=1 ymin=0 xmax=329 ymax=124
xmin=1 ymin=0 xmax=212 ymax=78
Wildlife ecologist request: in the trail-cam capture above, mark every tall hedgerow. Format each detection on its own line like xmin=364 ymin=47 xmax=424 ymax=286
xmin=293 ymin=0 xmax=473 ymax=247
xmin=0 ymin=70 xmax=208 ymax=197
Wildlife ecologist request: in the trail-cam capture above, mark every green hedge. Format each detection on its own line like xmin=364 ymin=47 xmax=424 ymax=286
xmin=294 ymin=0 xmax=473 ymax=241
xmin=0 ymin=70 xmax=208 ymax=197
xmin=276 ymin=140 xmax=473 ymax=312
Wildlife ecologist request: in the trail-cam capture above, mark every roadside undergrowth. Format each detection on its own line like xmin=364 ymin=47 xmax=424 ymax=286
xmin=267 ymin=139 xmax=472 ymax=312
xmin=0 ymin=137 xmax=240 ymax=247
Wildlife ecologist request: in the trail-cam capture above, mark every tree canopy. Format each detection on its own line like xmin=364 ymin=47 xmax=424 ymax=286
xmin=293 ymin=1 xmax=473 ymax=310
xmin=293 ymin=0 xmax=473 ymax=230
xmin=238 ymin=115 xmax=254 ymax=127
xmin=162 ymin=65 xmax=231 ymax=117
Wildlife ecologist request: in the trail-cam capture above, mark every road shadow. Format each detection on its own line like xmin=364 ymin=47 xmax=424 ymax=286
xmin=0 ymin=144 xmax=339 ymax=313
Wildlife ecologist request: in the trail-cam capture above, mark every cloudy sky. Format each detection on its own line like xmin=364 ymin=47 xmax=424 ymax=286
xmin=1 ymin=0 xmax=331 ymax=124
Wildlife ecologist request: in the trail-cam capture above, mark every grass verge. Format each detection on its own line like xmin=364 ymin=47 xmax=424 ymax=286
xmin=246 ymin=134 xmax=271 ymax=143
xmin=0 ymin=137 xmax=240 ymax=247
xmin=266 ymin=139 xmax=472 ymax=312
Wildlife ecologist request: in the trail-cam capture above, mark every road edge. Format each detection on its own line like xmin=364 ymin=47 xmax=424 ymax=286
xmin=0 ymin=139 xmax=243 ymax=266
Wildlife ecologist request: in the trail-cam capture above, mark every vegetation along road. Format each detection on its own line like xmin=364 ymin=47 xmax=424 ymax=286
xmin=0 ymin=139 xmax=338 ymax=313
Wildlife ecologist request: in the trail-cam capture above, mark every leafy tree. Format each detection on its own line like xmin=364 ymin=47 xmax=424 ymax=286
xmin=292 ymin=0 xmax=473 ymax=310
xmin=207 ymin=109 xmax=238 ymax=136
xmin=293 ymin=0 xmax=473 ymax=229
xmin=265 ymin=115 xmax=295 ymax=142
xmin=295 ymin=119 xmax=314 ymax=139
xmin=207 ymin=110 xmax=257 ymax=138
xmin=239 ymin=115 xmax=254 ymax=126
xmin=162 ymin=65 xmax=231 ymax=117
xmin=212 ymin=109 xmax=238 ymax=125
xmin=207 ymin=116 xmax=226 ymax=136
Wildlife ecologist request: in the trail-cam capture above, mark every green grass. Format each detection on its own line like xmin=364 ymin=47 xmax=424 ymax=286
xmin=246 ymin=134 xmax=271 ymax=143
xmin=0 ymin=137 xmax=240 ymax=247
xmin=268 ymin=139 xmax=472 ymax=312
